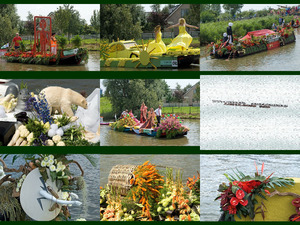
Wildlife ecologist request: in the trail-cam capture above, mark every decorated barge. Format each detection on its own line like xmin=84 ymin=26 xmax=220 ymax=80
xmin=209 ymin=28 xmax=296 ymax=59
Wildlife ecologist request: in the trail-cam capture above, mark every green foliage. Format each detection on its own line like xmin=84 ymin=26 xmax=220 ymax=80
xmin=100 ymin=4 xmax=143 ymax=41
xmin=103 ymin=79 xmax=166 ymax=117
xmin=71 ymin=35 xmax=82 ymax=48
xmin=20 ymin=81 xmax=28 ymax=90
xmin=0 ymin=15 xmax=17 ymax=45
xmin=200 ymin=10 xmax=217 ymax=23
xmin=223 ymin=4 xmax=244 ymax=17
xmin=90 ymin=9 xmax=100 ymax=34
xmin=56 ymin=34 xmax=68 ymax=50
xmin=56 ymin=113 xmax=71 ymax=127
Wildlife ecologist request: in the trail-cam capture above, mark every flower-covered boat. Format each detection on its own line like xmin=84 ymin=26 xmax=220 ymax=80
xmin=208 ymin=26 xmax=296 ymax=59
xmin=110 ymin=114 xmax=189 ymax=139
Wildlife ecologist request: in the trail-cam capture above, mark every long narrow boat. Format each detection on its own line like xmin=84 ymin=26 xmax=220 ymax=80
xmin=210 ymin=28 xmax=296 ymax=59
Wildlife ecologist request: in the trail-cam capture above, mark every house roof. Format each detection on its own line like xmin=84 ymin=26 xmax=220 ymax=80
xmin=183 ymin=82 xmax=199 ymax=97
xmin=164 ymin=4 xmax=183 ymax=22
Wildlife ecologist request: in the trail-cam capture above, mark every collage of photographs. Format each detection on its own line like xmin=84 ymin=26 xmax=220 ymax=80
xmin=0 ymin=2 xmax=298 ymax=223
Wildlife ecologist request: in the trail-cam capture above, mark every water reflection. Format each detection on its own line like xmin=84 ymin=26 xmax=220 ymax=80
xmin=100 ymin=119 xmax=200 ymax=146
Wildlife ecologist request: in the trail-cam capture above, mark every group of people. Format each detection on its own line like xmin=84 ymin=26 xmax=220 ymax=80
xmin=120 ymin=103 xmax=162 ymax=130
xmin=219 ymin=22 xmax=234 ymax=48
xmin=272 ymin=16 xmax=299 ymax=31
xmin=270 ymin=6 xmax=300 ymax=17
xmin=147 ymin=18 xmax=199 ymax=54
xmin=9 ymin=32 xmax=57 ymax=54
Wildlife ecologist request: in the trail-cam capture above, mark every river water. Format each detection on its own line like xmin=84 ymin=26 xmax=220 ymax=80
xmin=200 ymin=75 xmax=300 ymax=150
xmin=100 ymin=119 xmax=200 ymax=146
xmin=1 ymin=154 xmax=100 ymax=221
xmin=100 ymin=64 xmax=199 ymax=71
xmin=200 ymin=28 xmax=300 ymax=71
xmin=11 ymin=79 xmax=100 ymax=96
xmin=0 ymin=52 xmax=100 ymax=71
xmin=200 ymin=154 xmax=300 ymax=221
xmin=100 ymin=154 xmax=200 ymax=187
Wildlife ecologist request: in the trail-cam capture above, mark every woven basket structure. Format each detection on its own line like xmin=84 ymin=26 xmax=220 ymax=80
xmin=108 ymin=165 xmax=137 ymax=195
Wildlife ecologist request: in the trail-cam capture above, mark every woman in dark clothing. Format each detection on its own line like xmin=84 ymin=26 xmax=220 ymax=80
xmin=227 ymin=22 xmax=233 ymax=44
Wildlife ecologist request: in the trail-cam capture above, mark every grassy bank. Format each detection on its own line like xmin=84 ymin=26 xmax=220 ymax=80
xmin=162 ymin=106 xmax=200 ymax=119
xmin=100 ymin=97 xmax=200 ymax=120
xmin=23 ymin=38 xmax=100 ymax=51
xmin=200 ymin=15 xmax=294 ymax=45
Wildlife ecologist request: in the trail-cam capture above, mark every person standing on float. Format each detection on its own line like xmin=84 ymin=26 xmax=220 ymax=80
xmin=50 ymin=33 xmax=57 ymax=55
xmin=227 ymin=22 xmax=233 ymax=45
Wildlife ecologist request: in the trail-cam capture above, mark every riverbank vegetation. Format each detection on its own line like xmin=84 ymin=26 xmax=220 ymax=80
xmin=200 ymin=15 xmax=294 ymax=45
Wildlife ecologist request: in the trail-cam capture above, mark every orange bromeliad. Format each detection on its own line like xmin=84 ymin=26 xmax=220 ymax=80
xmin=129 ymin=161 xmax=164 ymax=220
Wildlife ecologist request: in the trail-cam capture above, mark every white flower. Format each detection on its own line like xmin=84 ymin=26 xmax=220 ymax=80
xmin=61 ymin=165 xmax=66 ymax=171
xmin=52 ymin=135 xmax=61 ymax=144
xmin=44 ymin=157 xmax=49 ymax=162
xmin=19 ymin=178 xmax=23 ymax=183
xmin=16 ymin=187 xmax=20 ymax=192
xmin=45 ymin=140 xmax=54 ymax=146
xmin=62 ymin=171 xmax=65 ymax=176
xmin=46 ymin=161 xmax=50 ymax=167
xmin=22 ymin=174 xmax=26 ymax=179
xmin=17 ymin=182 xmax=21 ymax=188
xmin=49 ymin=155 xmax=54 ymax=160
xmin=49 ymin=165 xmax=56 ymax=172
xmin=48 ymin=159 xmax=54 ymax=165
xmin=27 ymin=132 xmax=34 ymax=143
xmin=55 ymin=159 xmax=57 ymax=164
xmin=76 ymin=218 xmax=86 ymax=221
xmin=56 ymin=141 xmax=65 ymax=146
xmin=41 ymin=161 xmax=47 ymax=167
xmin=57 ymin=161 xmax=63 ymax=166
xmin=61 ymin=192 xmax=69 ymax=200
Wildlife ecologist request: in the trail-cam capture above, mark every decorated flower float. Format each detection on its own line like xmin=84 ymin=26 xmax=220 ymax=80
xmin=110 ymin=113 xmax=189 ymax=139
xmin=100 ymin=161 xmax=200 ymax=221
xmin=216 ymin=162 xmax=300 ymax=221
xmin=0 ymin=81 xmax=99 ymax=146
xmin=208 ymin=26 xmax=295 ymax=59
xmin=2 ymin=16 xmax=88 ymax=66
xmin=0 ymin=154 xmax=97 ymax=221
xmin=100 ymin=39 xmax=199 ymax=69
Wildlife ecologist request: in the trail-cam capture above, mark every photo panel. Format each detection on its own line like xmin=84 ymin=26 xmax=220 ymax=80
xmin=100 ymin=154 xmax=200 ymax=221
xmin=100 ymin=79 xmax=200 ymax=146
xmin=0 ymin=79 xmax=100 ymax=146
xmin=200 ymin=154 xmax=300 ymax=221
xmin=0 ymin=154 xmax=100 ymax=221
xmin=100 ymin=4 xmax=200 ymax=71
xmin=200 ymin=75 xmax=300 ymax=150
xmin=200 ymin=4 xmax=300 ymax=71
xmin=0 ymin=4 xmax=100 ymax=71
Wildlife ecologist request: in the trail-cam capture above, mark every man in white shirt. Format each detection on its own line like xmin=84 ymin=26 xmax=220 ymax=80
xmin=154 ymin=105 xmax=162 ymax=125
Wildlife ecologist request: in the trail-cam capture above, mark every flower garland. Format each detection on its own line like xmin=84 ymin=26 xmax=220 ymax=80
xmin=216 ymin=163 xmax=294 ymax=221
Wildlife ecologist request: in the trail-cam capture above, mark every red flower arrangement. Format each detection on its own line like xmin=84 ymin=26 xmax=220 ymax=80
xmin=216 ymin=162 xmax=294 ymax=221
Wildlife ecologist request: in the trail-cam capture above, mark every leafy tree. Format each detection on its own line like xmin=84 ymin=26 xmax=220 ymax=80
xmin=173 ymin=83 xmax=184 ymax=103
xmin=186 ymin=4 xmax=200 ymax=26
xmin=193 ymin=82 xmax=200 ymax=102
xmin=0 ymin=15 xmax=16 ymax=45
xmin=200 ymin=10 xmax=216 ymax=23
xmin=24 ymin=12 xmax=34 ymax=43
xmin=223 ymin=4 xmax=244 ymax=18
xmin=53 ymin=4 xmax=83 ymax=40
xmin=90 ymin=9 xmax=100 ymax=35
xmin=161 ymin=4 xmax=177 ymax=14
xmin=103 ymin=79 xmax=167 ymax=117
xmin=183 ymin=84 xmax=192 ymax=94
xmin=100 ymin=4 xmax=142 ymax=41
xmin=0 ymin=4 xmax=19 ymax=29
xmin=211 ymin=4 xmax=221 ymax=16
xmin=151 ymin=4 xmax=161 ymax=13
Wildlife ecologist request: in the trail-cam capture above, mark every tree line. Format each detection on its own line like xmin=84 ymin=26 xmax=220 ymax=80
xmin=200 ymin=4 xmax=271 ymax=24
xmin=100 ymin=4 xmax=200 ymax=41
xmin=102 ymin=79 xmax=199 ymax=116
xmin=0 ymin=4 xmax=100 ymax=45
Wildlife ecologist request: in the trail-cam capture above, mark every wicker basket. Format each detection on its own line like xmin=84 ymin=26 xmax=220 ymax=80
xmin=108 ymin=165 xmax=137 ymax=195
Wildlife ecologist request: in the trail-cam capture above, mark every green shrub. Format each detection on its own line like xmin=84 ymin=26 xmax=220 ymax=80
xmin=57 ymin=34 xmax=68 ymax=50
xmin=71 ymin=35 xmax=82 ymax=48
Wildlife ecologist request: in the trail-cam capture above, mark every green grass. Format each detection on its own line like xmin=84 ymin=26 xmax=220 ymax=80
xmin=100 ymin=97 xmax=113 ymax=114
xmin=162 ymin=106 xmax=200 ymax=115
xmin=22 ymin=38 xmax=100 ymax=51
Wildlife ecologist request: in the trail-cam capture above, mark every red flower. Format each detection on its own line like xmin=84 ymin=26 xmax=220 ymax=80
xmin=230 ymin=197 xmax=239 ymax=206
xmin=239 ymin=199 xmax=248 ymax=206
xmin=265 ymin=189 xmax=270 ymax=195
xmin=238 ymin=180 xmax=262 ymax=193
xmin=236 ymin=189 xmax=245 ymax=200
xmin=228 ymin=205 xmax=237 ymax=215
xmin=292 ymin=198 xmax=300 ymax=207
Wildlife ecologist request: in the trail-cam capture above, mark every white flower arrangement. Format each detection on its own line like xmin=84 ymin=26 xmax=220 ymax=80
xmin=16 ymin=174 xmax=27 ymax=192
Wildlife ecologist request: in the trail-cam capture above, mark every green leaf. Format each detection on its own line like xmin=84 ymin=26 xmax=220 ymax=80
xmin=50 ymin=171 xmax=57 ymax=182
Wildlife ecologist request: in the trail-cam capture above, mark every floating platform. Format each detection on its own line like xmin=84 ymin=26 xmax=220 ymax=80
xmin=101 ymin=49 xmax=200 ymax=69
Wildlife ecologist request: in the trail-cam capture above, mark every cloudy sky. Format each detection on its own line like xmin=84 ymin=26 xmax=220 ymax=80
xmin=16 ymin=4 xmax=100 ymax=25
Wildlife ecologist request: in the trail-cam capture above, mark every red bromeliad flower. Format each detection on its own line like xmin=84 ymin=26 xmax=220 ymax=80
xmin=233 ymin=180 xmax=262 ymax=193
xmin=235 ymin=189 xmax=245 ymax=200
xmin=228 ymin=205 xmax=237 ymax=215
